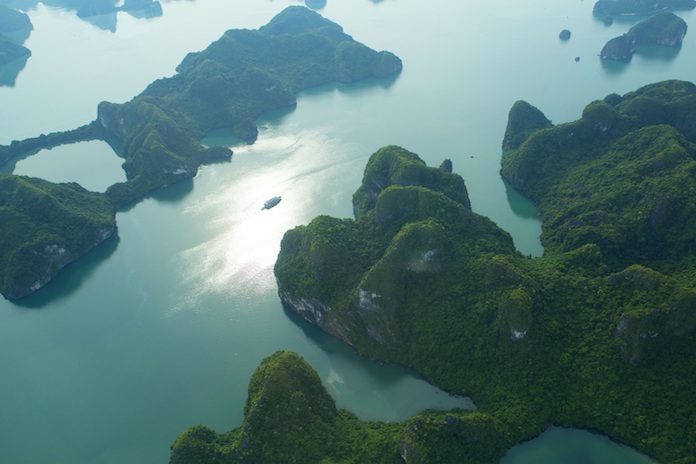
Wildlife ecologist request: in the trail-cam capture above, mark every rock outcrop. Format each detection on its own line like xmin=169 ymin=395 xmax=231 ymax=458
xmin=501 ymin=100 xmax=553 ymax=153
xmin=609 ymin=265 xmax=696 ymax=365
xmin=352 ymin=145 xmax=470 ymax=217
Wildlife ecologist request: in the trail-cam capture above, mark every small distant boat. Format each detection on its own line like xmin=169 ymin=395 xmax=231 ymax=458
xmin=262 ymin=196 xmax=281 ymax=210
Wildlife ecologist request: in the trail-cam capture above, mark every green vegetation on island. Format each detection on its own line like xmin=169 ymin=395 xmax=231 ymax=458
xmin=97 ymin=5 xmax=401 ymax=207
xmin=0 ymin=4 xmax=402 ymax=210
xmin=0 ymin=173 xmax=116 ymax=300
xmin=221 ymin=81 xmax=696 ymax=463
xmin=501 ymin=79 xmax=696 ymax=274
xmin=0 ymin=6 xmax=401 ymax=300
xmin=600 ymin=12 xmax=688 ymax=61
xmin=594 ymin=0 xmax=696 ymax=18
xmin=170 ymin=351 xmax=519 ymax=464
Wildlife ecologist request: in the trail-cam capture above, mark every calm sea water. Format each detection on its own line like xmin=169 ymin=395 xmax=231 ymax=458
xmin=1 ymin=0 xmax=690 ymax=462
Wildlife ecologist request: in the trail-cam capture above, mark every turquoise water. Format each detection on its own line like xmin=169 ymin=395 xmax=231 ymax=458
xmin=5 ymin=140 xmax=126 ymax=191
xmin=1 ymin=0 xmax=690 ymax=461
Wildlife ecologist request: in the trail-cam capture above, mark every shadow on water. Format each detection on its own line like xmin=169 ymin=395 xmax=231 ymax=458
xmin=282 ymin=302 xmax=362 ymax=357
xmin=81 ymin=12 xmax=118 ymax=33
xmin=600 ymin=43 xmax=681 ymax=74
xmin=149 ymin=177 xmax=195 ymax=204
xmin=601 ymin=56 xmax=631 ymax=75
xmin=0 ymin=147 xmax=40 ymax=173
xmin=281 ymin=302 xmax=442 ymax=388
xmin=504 ymin=181 xmax=539 ymax=220
xmin=635 ymin=44 xmax=681 ymax=61
xmin=248 ymin=102 xmax=299 ymax=133
xmin=306 ymin=73 xmax=402 ymax=97
xmin=117 ymin=177 xmax=195 ymax=214
xmin=200 ymin=129 xmax=247 ymax=149
xmin=265 ymin=74 xmax=399 ymax=125
xmin=3 ymin=0 xmax=166 ymax=34
xmin=3 ymin=24 xmax=33 ymax=45
xmin=500 ymin=427 xmax=656 ymax=464
xmin=0 ymin=55 xmax=29 ymax=87
xmin=11 ymin=233 xmax=120 ymax=309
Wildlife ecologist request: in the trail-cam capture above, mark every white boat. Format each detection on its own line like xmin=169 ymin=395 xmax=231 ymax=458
xmin=262 ymin=196 xmax=281 ymax=209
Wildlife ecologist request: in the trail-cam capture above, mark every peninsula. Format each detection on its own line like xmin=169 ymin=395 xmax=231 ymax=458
xmin=0 ymin=6 xmax=402 ymax=300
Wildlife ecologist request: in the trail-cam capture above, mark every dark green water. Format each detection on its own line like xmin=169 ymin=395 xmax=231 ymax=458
xmin=501 ymin=427 xmax=655 ymax=464
xmin=2 ymin=0 xmax=691 ymax=461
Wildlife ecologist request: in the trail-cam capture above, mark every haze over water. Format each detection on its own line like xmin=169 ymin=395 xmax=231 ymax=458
xmin=1 ymin=0 xmax=690 ymax=462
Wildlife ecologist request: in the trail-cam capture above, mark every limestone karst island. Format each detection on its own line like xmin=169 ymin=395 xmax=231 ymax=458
xmin=0 ymin=6 xmax=401 ymax=300
xmin=1 ymin=4 xmax=695 ymax=464
xmin=172 ymin=80 xmax=696 ymax=463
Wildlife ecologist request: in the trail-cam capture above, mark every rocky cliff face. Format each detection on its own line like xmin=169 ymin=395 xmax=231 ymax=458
xmin=502 ymin=100 xmax=553 ymax=153
xmin=276 ymin=146 xmax=523 ymax=364
xmin=610 ymin=265 xmax=696 ymax=365
xmin=352 ymin=145 xmax=470 ymax=218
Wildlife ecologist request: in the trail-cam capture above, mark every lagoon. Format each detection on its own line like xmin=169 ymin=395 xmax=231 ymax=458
xmin=1 ymin=0 xmax=690 ymax=462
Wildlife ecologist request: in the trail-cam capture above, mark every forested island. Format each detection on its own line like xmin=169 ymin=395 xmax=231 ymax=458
xmin=170 ymin=80 xmax=696 ymax=463
xmin=594 ymin=0 xmax=696 ymax=17
xmin=0 ymin=173 xmax=117 ymax=300
xmin=600 ymin=11 xmax=687 ymax=61
xmin=0 ymin=6 xmax=402 ymax=300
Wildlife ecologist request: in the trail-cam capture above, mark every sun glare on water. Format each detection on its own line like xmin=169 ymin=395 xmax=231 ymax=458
xmin=169 ymin=125 xmax=355 ymax=314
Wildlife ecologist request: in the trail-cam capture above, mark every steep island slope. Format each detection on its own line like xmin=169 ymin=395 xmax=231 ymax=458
xmin=261 ymin=81 xmax=695 ymax=463
xmin=600 ymin=12 xmax=688 ymax=61
xmin=0 ymin=173 xmax=116 ymax=300
xmin=501 ymin=79 xmax=696 ymax=274
xmin=0 ymin=6 xmax=401 ymax=300
xmin=170 ymin=351 xmax=519 ymax=464
xmin=173 ymin=127 xmax=696 ymax=461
